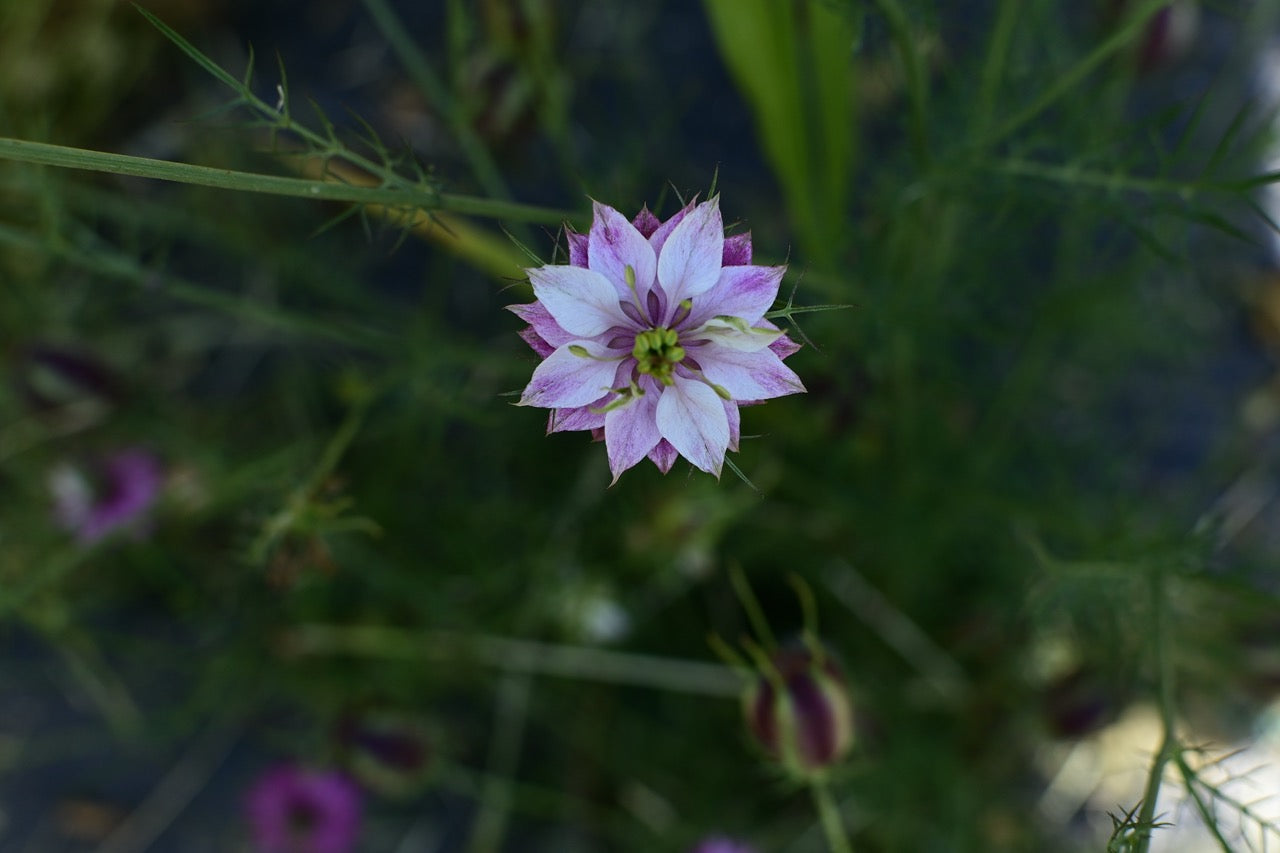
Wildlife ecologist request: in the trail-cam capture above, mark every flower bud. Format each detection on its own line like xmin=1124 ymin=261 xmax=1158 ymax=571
xmin=743 ymin=645 xmax=854 ymax=777
xmin=14 ymin=343 xmax=121 ymax=414
xmin=334 ymin=709 xmax=433 ymax=797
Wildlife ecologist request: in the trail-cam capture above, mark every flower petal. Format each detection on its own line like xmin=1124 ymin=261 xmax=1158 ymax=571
xmin=566 ymin=227 xmax=588 ymax=267
xmin=529 ymin=265 xmax=628 ymax=337
xmin=647 ymin=439 xmax=679 ymax=473
xmin=632 ymin=206 xmax=661 ymax=238
xmin=589 ymin=200 xmax=657 ymax=301
xmin=508 ymin=301 xmax=575 ymax=349
xmin=519 ymin=327 xmax=555 ymax=358
xmin=518 ymin=342 xmax=624 ymax=409
xmin=656 ymin=375 xmax=730 ymax=477
xmin=657 ymin=197 xmax=723 ymax=305
xmin=687 ymin=264 xmax=784 ymax=328
xmin=694 ymin=317 xmax=784 ymax=352
xmin=549 ymin=361 xmax=631 ymax=432
xmin=549 ymin=397 xmax=609 ymax=433
xmin=757 ymin=318 xmax=803 ymax=359
xmin=723 ymin=232 xmax=752 ymax=266
xmin=648 ymin=199 xmax=694 ymax=257
xmin=605 ymin=379 xmax=663 ymax=484
xmin=771 ymin=333 xmax=802 ymax=359
xmin=698 ymin=347 xmax=806 ymax=401
xmin=725 ymin=399 xmax=741 ymax=452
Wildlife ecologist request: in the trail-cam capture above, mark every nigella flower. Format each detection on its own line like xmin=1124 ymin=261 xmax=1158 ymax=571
xmin=48 ymin=448 xmax=163 ymax=544
xmin=690 ymin=837 xmax=758 ymax=853
xmin=511 ymin=197 xmax=804 ymax=483
xmin=244 ymin=764 xmax=362 ymax=853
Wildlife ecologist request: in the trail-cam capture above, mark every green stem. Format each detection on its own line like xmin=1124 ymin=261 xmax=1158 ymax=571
xmin=987 ymin=157 xmax=1221 ymax=198
xmin=467 ymin=669 xmax=532 ymax=853
xmin=360 ymin=0 xmax=513 ymax=206
xmin=811 ymin=779 xmax=854 ymax=853
xmin=1134 ymin=567 xmax=1176 ymax=853
xmin=282 ymin=624 xmax=741 ymax=696
xmin=983 ymin=0 xmax=1170 ymax=147
xmin=1174 ymin=755 xmax=1234 ymax=853
xmin=0 ymin=223 xmax=387 ymax=347
xmin=872 ymin=0 xmax=930 ymax=169
xmin=0 ymin=137 xmax=573 ymax=224
xmin=973 ymin=0 xmax=1020 ymax=142
xmin=728 ymin=563 xmax=778 ymax=650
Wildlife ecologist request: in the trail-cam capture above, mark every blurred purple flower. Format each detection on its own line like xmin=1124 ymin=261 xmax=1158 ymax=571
xmin=244 ymin=765 xmax=362 ymax=853
xmin=690 ymin=838 xmax=757 ymax=853
xmin=49 ymin=449 xmax=162 ymax=544
xmin=511 ymin=197 xmax=804 ymax=483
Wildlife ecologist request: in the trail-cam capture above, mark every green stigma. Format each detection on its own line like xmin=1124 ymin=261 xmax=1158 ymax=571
xmin=632 ymin=327 xmax=685 ymax=386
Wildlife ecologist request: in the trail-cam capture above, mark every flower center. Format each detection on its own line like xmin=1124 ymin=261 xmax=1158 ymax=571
xmin=632 ymin=327 xmax=685 ymax=386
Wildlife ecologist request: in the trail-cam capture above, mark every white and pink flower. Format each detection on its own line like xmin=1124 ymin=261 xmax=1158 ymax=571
xmin=511 ymin=197 xmax=804 ymax=483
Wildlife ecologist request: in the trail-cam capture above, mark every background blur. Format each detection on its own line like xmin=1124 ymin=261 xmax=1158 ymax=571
xmin=5 ymin=1 xmax=1280 ymax=851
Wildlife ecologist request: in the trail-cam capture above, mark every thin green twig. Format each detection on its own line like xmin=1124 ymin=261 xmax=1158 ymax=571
xmin=871 ymin=0 xmax=929 ymax=168
xmin=973 ymin=0 xmax=1020 ymax=141
xmin=0 ymin=137 xmax=571 ymax=224
xmin=360 ymin=0 xmax=514 ymax=206
xmin=0 ymin=222 xmax=388 ymax=347
xmin=811 ymin=779 xmax=854 ymax=853
xmin=1174 ymin=756 xmax=1235 ymax=853
xmin=728 ymin=563 xmax=778 ymax=651
xmin=467 ymin=670 xmax=532 ymax=853
xmin=1134 ymin=567 xmax=1176 ymax=853
xmin=281 ymin=624 xmax=741 ymax=696
xmin=982 ymin=0 xmax=1171 ymax=148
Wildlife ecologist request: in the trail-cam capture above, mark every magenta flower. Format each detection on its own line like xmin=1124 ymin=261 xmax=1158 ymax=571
xmin=511 ymin=197 xmax=804 ymax=483
xmin=48 ymin=448 xmax=162 ymax=544
xmin=244 ymin=764 xmax=362 ymax=853
xmin=691 ymin=838 xmax=758 ymax=853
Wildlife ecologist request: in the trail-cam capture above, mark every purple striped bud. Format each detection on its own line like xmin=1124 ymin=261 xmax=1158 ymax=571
xmin=14 ymin=344 xmax=121 ymax=414
xmin=335 ymin=709 xmax=433 ymax=797
xmin=743 ymin=645 xmax=854 ymax=778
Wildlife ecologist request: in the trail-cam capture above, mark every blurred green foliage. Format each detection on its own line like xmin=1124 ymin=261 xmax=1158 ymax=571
xmin=2 ymin=1 xmax=1280 ymax=851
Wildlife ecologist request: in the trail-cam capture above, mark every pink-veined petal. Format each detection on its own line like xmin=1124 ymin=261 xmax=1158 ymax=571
xmin=604 ymin=379 xmax=663 ymax=484
xmin=771 ymin=333 xmax=802 ymax=359
xmin=519 ymin=328 xmax=555 ymax=358
xmin=648 ymin=199 xmax=694 ymax=257
xmin=508 ymin=301 xmax=575 ymax=349
xmin=686 ymin=264 xmax=784 ymax=328
xmin=648 ymin=439 xmax=679 ymax=473
xmin=566 ymin=227 xmax=588 ymax=267
xmin=529 ymin=265 xmax=628 ymax=337
xmin=589 ymin=201 xmax=657 ymax=301
xmin=550 ymin=360 xmax=631 ymax=432
xmin=632 ymin=206 xmax=661 ymax=238
xmin=725 ymin=399 xmax=741 ymax=452
xmin=756 ymin=318 xmax=803 ymax=359
xmin=655 ymin=374 xmax=730 ymax=477
xmin=698 ymin=347 xmax=806 ymax=401
xmin=657 ymin=197 xmax=724 ymax=307
xmin=723 ymin=232 xmax=752 ymax=266
xmin=549 ymin=396 xmax=609 ymax=433
xmin=518 ymin=341 xmax=624 ymax=409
